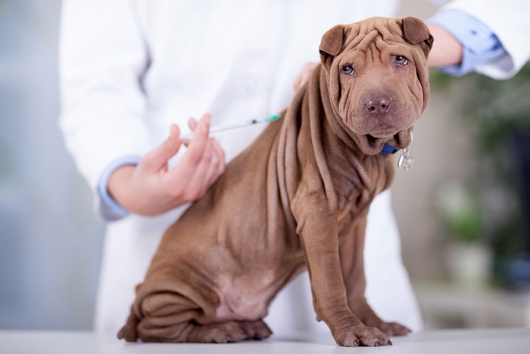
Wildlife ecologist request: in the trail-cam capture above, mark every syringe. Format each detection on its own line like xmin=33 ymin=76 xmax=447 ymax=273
xmin=181 ymin=114 xmax=281 ymax=139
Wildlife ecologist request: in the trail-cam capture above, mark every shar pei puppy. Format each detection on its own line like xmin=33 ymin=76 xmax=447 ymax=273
xmin=118 ymin=16 xmax=433 ymax=347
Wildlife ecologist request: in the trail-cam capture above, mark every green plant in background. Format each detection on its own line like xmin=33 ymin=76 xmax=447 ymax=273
xmin=435 ymin=180 xmax=482 ymax=244
xmin=431 ymin=63 xmax=530 ymax=281
xmin=431 ymin=64 xmax=530 ymax=152
xmin=461 ymin=66 xmax=530 ymax=152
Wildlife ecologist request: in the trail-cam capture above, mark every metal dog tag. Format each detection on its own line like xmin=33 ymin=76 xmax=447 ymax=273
xmin=398 ymin=148 xmax=414 ymax=171
xmin=398 ymin=131 xmax=414 ymax=171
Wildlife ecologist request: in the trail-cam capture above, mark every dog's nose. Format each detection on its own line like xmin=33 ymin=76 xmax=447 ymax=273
xmin=365 ymin=95 xmax=391 ymax=116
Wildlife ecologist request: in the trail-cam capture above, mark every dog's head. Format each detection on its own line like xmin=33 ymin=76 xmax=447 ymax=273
xmin=319 ymin=17 xmax=433 ymax=155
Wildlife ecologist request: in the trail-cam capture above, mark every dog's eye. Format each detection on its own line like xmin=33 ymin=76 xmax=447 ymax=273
xmin=341 ymin=65 xmax=355 ymax=76
xmin=395 ymin=55 xmax=409 ymax=66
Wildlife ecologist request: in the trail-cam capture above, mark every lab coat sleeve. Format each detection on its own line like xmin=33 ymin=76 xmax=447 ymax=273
xmin=428 ymin=9 xmax=507 ymax=76
xmin=442 ymin=0 xmax=530 ymax=79
xmin=59 ymin=0 xmax=151 ymax=193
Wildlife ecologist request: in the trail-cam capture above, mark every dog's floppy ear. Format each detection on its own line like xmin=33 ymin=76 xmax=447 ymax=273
xmin=401 ymin=16 xmax=434 ymax=57
xmin=319 ymin=25 xmax=346 ymax=69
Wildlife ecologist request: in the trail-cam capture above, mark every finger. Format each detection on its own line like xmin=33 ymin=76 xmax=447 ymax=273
xmin=180 ymin=138 xmax=216 ymax=201
xmin=293 ymin=62 xmax=318 ymax=91
xmin=182 ymin=113 xmax=210 ymax=162
xmin=293 ymin=64 xmax=308 ymax=91
xmin=278 ymin=105 xmax=289 ymax=114
xmin=209 ymin=138 xmax=226 ymax=178
xmin=199 ymin=112 xmax=211 ymax=125
xmin=301 ymin=72 xmax=311 ymax=85
xmin=188 ymin=117 xmax=198 ymax=132
xmin=197 ymin=139 xmax=223 ymax=194
xmin=141 ymin=124 xmax=181 ymax=173
xmin=162 ymin=114 xmax=221 ymax=202
xmin=164 ymin=114 xmax=210 ymax=184
xmin=293 ymin=74 xmax=303 ymax=91
xmin=188 ymin=112 xmax=209 ymax=132
xmin=294 ymin=71 xmax=310 ymax=91
xmin=196 ymin=139 xmax=221 ymax=194
xmin=177 ymin=137 xmax=225 ymax=202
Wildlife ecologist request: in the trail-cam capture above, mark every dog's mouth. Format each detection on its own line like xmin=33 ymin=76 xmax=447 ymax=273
xmin=359 ymin=129 xmax=412 ymax=155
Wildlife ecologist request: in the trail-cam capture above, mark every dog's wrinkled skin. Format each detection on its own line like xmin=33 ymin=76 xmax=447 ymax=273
xmin=118 ymin=17 xmax=433 ymax=347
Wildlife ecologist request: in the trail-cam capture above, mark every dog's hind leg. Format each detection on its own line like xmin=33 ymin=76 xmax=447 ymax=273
xmin=117 ymin=290 xmax=201 ymax=342
xmin=133 ymin=290 xmax=210 ymax=342
xmin=120 ymin=288 xmax=271 ymax=343
xmin=182 ymin=320 xmax=272 ymax=343
xmin=137 ymin=318 xmax=271 ymax=343
xmin=136 ymin=320 xmax=246 ymax=343
xmin=237 ymin=320 xmax=273 ymax=340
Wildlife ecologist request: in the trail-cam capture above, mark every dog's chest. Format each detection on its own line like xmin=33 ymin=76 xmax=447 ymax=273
xmin=332 ymin=154 xmax=393 ymax=215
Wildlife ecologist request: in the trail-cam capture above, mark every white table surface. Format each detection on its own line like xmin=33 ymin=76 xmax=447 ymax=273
xmin=1 ymin=327 xmax=529 ymax=354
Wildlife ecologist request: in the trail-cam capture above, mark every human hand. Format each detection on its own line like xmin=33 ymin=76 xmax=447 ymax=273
xmin=108 ymin=113 xmax=226 ymax=216
xmin=293 ymin=62 xmax=319 ymax=91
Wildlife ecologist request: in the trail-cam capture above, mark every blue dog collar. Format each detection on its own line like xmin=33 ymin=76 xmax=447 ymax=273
xmin=381 ymin=143 xmax=399 ymax=154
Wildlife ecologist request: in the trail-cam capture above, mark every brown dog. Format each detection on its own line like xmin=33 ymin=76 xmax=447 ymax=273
xmin=118 ymin=16 xmax=433 ymax=347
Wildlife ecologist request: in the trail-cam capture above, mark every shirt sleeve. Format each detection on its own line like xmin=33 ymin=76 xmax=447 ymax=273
xmin=96 ymin=156 xmax=141 ymax=221
xmin=431 ymin=0 xmax=530 ymax=79
xmin=59 ymin=0 xmax=151 ymax=218
xmin=428 ymin=9 xmax=507 ymax=77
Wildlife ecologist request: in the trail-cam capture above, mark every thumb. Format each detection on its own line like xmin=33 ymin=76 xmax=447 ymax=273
xmin=142 ymin=124 xmax=181 ymax=172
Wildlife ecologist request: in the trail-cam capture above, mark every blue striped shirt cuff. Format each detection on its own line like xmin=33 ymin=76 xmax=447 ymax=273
xmin=97 ymin=155 xmax=141 ymax=221
xmin=428 ymin=9 xmax=507 ymax=76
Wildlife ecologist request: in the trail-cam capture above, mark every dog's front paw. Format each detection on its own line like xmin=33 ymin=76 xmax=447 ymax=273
xmin=351 ymin=302 xmax=411 ymax=337
xmin=333 ymin=324 xmax=392 ymax=347
xmin=369 ymin=320 xmax=411 ymax=336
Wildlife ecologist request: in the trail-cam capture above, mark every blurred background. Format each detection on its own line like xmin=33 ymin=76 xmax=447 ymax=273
xmin=0 ymin=0 xmax=104 ymax=329
xmin=1 ymin=0 xmax=529 ymax=331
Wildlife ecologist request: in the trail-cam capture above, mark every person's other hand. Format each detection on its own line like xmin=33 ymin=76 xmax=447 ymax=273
xmin=108 ymin=113 xmax=226 ymax=216
xmin=293 ymin=62 xmax=319 ymax=92
xmin=427 ymin=24 xmax=463 ymax=68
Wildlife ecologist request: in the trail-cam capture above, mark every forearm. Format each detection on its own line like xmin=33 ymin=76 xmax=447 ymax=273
xmin=426 ymin=8 xmax=509 ymax=78
xmin=427 ymin=24 xmax=463 ymax=68
xmin=107 ymin=165 xmax=155 ymax=216
xmin=440 ymin=0 xmax=530 ymax=79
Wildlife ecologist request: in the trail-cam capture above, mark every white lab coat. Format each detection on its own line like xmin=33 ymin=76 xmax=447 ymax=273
xmin=59 ymin=0 xmax=530 ymax=337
